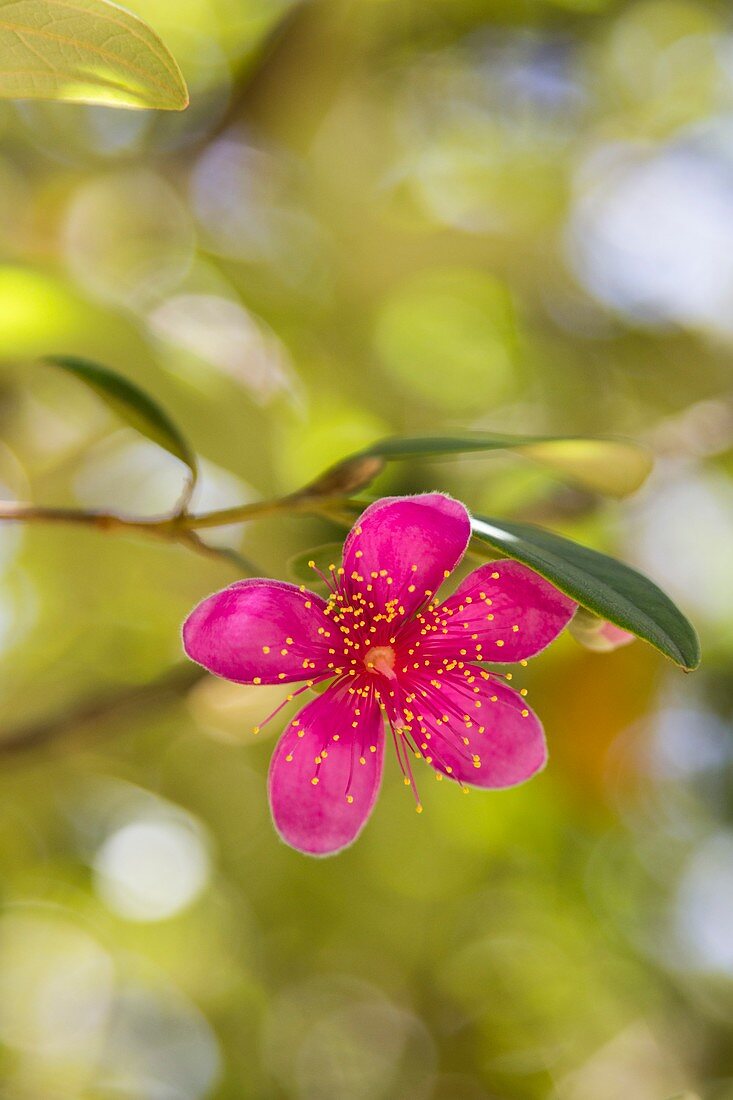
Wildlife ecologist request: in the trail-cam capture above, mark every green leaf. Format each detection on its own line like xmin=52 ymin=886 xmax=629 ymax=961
xmin=363 ymin=433 xmax=653 ymax=499
xmin=470 ymin=514 xmax=700 ymax=670
xmin=287 ymin=542 xmax=344 ymax=587
xmin=0 ymin=0 xmax=188 ymax=110
xmin=46 ymin=355 xmax=197 ymax=488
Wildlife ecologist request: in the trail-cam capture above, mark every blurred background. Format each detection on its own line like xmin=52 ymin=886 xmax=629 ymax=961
xmin=1 ymin=0 xmax=732 ymax=1096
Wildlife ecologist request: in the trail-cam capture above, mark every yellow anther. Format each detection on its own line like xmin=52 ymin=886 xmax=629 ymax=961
xmin=311 ymin=777 xmax=319 ymax=785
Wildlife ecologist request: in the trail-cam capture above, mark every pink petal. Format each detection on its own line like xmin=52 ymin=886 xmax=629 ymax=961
xmin=405 ymin=667 xmax=547 ymax=788
xmin=269 ymin=680 xmax=384 ymax=855
xmin=183 ymin=579 xmax=338 ymax=685
xmin=341 ymin=494 xmax=471 ymax=626
xmin=403 ymin=560 xmax=576 ymax=664
xmin=569 ymin=612 xmax=636 ymax=652
xmin=599 ymin=622 xmax=635 ymax=648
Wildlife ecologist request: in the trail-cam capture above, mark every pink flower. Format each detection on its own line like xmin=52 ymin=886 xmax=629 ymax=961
xmin=183 ymin=494 xmax=577 ymax=856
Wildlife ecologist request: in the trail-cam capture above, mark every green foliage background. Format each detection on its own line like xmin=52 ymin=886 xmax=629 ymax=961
xmin=1 ymin=0 xmax=732 ymax=1097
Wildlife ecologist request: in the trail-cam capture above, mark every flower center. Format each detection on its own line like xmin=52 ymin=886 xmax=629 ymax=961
xmin=364 ymin=645 xmax=397 ymax=680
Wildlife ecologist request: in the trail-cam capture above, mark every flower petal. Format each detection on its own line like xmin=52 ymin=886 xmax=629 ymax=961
xmin=341 ymin=494 xmax=471 ymax=626
xmin=569 ymin=611 xmax=636 ymax=652
xmin=404 ymin=667 xmax=546 ymax=788
xmin=405 ymin=560 xmax=576 ymax=663
xmin=183 ymin=579 xmax=338 ymax=685
xmin=269 ymin=680 xmax=384 ymax=855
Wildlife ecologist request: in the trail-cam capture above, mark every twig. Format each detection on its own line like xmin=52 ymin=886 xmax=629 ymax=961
xmin=0 ymin=494 xmax=300 ymax=571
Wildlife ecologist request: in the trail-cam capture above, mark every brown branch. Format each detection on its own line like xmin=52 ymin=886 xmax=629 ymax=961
xmin=0 ymin=501 xmax=153 ymax=531
xmin=0 ymin=495 xmax=291 ymax=571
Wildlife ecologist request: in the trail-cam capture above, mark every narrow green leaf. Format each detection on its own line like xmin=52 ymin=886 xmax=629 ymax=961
xmin=359 ymin=433 xmax=575 ymax=460
xmin=287 ymin=542 xmax=344 ymax=587
xmin=46 ymin=355 xmax=197 ymax=487
xmin=471 ymin=514 xmax=700 ymax=670
xmin=355 ymin=433 xmax=653 ymax=499
xmin=0 ymin=0 xmax=188 ymax=110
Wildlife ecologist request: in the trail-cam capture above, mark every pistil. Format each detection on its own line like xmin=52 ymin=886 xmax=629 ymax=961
xmin=364 ymin=645 xmax=397 ymax=680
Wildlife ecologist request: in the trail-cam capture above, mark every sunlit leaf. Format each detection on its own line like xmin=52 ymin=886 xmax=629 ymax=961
xmin=0 ymin=0 xmax=188 ymax=110
xmin=517 ymin=438 xmax=653 ymax=498
xmin=357 ymin=433 xmax=652 ymax=499
xmin=471 ymin=514 xmax=700 ymax=670
xmin=46 ymin=355 xmax=197 ymax=488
